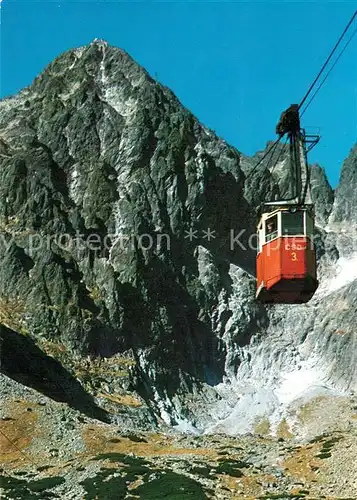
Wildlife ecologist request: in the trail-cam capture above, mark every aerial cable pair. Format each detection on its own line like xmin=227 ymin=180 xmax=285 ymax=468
xmin=247 ymin=9 xmax=357 ymax=180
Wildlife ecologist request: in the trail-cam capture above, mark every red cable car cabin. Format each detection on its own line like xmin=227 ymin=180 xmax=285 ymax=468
xmin=256 ymin=206 xmax=318 ymax=304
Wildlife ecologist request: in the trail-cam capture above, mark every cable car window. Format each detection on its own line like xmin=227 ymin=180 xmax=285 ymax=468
xmin=305 ymin=212 xmax=313 ymax=237
xmin=282 ymin=211 xmax=304 ymax=235
xmin=265 ymin=215 xmax=278 ymax=242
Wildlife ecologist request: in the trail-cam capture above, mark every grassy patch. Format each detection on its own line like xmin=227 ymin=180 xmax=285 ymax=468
xmin=0 ymin=475 xmax=65 ymax=499
xmin=38 ymin=339 xmax=68 ymax=360
xmin=254 ymin=417 xmax=271 ymax=435
xmin=93 ymin=452 xmax=129 ymax=462
xmin=82 ymin=453 xmax=155 ymax=499
xmin=258 ymin=494 xmax=307 ymax=499
xmin=0 ymin=404 xmax=39 ymax=463
xmin=85 ymin=453 xmax=152 ymax=500
xmin=214 ymin=458 xmax=249 ymax=477
xmin=26 ymin=477 xmax=65 ymax=493
xmin=122 ymin=464 xmax=151 ymax=482
xmin=315 ymin=452 xmax=331 ymax=459
xmin=0 ymin=296 xmax=29 ymax=335
xmin=93 ymin=452 xmax=150 ymax=467
xmin=189 ymin=465 xmax=213 ymax=478
xmin=87 ymin=285 xmax=103 ymax=302
xmin=217 ymin=457 xmax=250 ymax=467
xmin=309 ymin=434 xmax=327 ymax=444
xmin=36 ymin=465 xmax=53 ymax=472
xmin=98 ymin=392 xmax=143 ymax=407
xmin=131 ymin=471 xmax=208 ymax=499
xmin=80 ymin=469 xmax=127 ymax=500
xmin=314 ymin=434 xmax=342 ymax=459
xmin=321 ymin=436 xmax=342 ymax=451
xmin=276 ymin=419 xmax=293 ymax=439
xmin=124 ymin=433 xmax=147 ymax=443
xmin=74 ymin=355 xmax=136 ymax=384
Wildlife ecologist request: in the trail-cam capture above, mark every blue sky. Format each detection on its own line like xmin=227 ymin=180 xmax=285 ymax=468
xmin=1 ymin=1 xmax=356 ymax=187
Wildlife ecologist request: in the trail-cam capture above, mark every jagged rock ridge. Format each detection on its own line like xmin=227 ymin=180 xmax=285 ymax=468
xmin=0 ymin=40 xmax=356 ymax=433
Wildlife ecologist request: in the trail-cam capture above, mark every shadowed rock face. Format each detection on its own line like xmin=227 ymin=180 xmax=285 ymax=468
xmin=0 ymin=325 xmax=109 ymax=422
xmin=328 ymin=145 xmax=357 ymax=229
xmin=309 ymin=163 xmax=334 ymax=228
xmin=0 ymin=41 xmax=356 ymax=430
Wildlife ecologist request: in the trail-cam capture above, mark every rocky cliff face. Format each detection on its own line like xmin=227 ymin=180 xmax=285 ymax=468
xmin=1 ymin=40 xmax=356 ymax=436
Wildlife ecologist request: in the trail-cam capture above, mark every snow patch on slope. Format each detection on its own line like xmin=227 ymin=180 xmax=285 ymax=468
xmin=104 ymin=88 xmax=137 ymax=117
xmin=68 ymin=164 xmax=82 ymax=205
xmin=317 ymin=253 xmax=357 ymax=297
xmin=203 ymin=355 xmax=333 ymax=436
xmin=275 ymin=360 xmax=326 ymax=405
xmin=96 ymin=42 xmax=138 ymax=118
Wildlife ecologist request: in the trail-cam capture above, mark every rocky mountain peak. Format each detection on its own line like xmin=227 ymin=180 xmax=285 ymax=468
xmin=1 ymin=42 xmax=356 ymax=445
